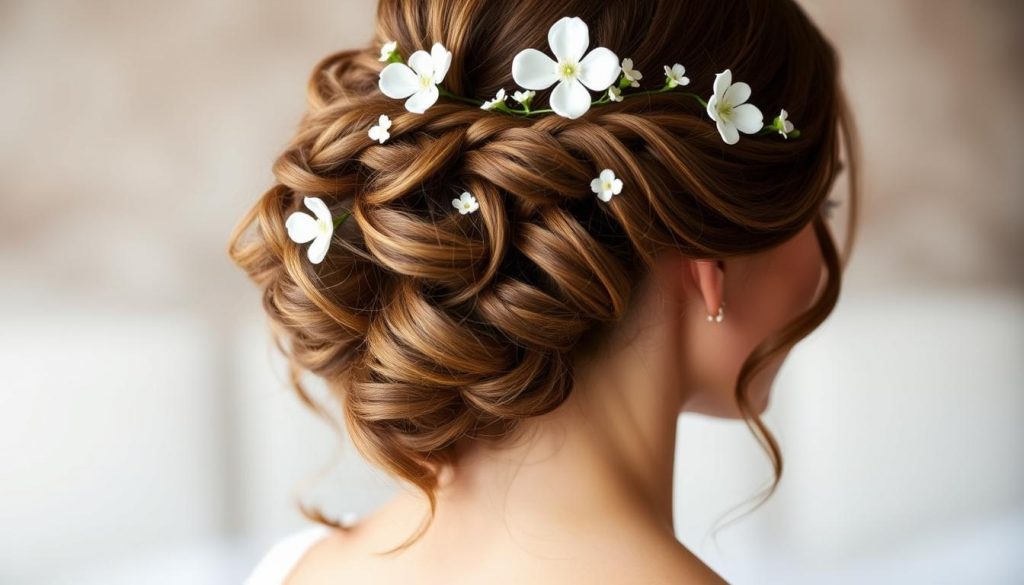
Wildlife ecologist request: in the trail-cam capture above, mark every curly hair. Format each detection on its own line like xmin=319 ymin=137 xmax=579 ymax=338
xmin=228 ymin=0 xmax=859 ymax=553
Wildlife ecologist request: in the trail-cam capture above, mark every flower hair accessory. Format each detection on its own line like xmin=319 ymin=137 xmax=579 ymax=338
xmin=373 ymin=15 xmax=800 ymax=142
xmin=285 ymin=196 xmax=350 ymax=264
xmin=510 ymin=16 xmax=621 ymax=118
xmin=286 ymin=16 xmax=803 ymax=264
xmin=378 ymin=42 xmax=452 ymax=113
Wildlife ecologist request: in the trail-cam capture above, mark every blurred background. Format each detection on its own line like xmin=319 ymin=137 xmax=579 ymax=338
xmin=1 ymin=0 xmax=1022 ymax=583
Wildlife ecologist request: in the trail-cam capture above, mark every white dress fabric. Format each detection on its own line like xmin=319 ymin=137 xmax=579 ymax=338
xmin=243 ymin=524 xmax=333 ymax=585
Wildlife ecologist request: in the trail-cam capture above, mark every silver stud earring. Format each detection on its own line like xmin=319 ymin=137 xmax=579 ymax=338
xmin=706 ymin=301 xmax=726 ymax=323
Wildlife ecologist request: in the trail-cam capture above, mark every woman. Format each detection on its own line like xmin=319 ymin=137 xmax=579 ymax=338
xmin=229 ymin=0 xmax=858 ymax=582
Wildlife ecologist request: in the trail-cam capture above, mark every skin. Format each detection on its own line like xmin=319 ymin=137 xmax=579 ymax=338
xmin=287 ymin=219 xmax=827 ymax=584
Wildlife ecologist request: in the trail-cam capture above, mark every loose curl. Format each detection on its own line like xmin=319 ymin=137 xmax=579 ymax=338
xmin=228 ymin=0 xmax=859 ymax=553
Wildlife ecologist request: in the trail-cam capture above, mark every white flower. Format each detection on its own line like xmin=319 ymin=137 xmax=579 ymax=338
xmin=480 ymin=88 xmax=507 ymax=110
xmin=621 ymin=58 xmax=642 ymax=87
xmin=452 ymin=191 xmax=479 ymax=214
xmin=608 ymin=86 xmax=623 ymax=102
xmin=590 ymin=169 xmax=623 ymax=202
xmin=367 ymin=114 xmax=391 ymax=143
xmin=378 ymin=42 xmax=452 ymax=114
xmin=706 ymin=69 xmax=763 ymax=145
xmin=775 ymin=109 xmax=795 ymax=138
xmin=511 ymin=16 xmax=621 ymax=119
xmin=285 ymin=196 xmax=334 ymax=264
xmin=511 ymin=89 xmax=535 ymax=105
xmin=378 ymin=40 xmax=398 ymax=62
xmin=664 ymin=64 xmax=690 ymax=88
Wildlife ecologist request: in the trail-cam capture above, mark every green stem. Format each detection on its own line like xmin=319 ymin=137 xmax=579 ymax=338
xmin=681 ymin=92 xmax=708 ymax=109
xmin=439 ymin=87 xmax=485 ymax=106
xmin=333 ymin=210 xmax=352 ymax=228
xmin=442 ymin=83 xmax=712 ymax=119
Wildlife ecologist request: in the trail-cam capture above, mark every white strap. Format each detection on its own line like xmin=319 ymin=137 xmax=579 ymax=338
xmin=244 ymin=524 xmax=332 ymax=585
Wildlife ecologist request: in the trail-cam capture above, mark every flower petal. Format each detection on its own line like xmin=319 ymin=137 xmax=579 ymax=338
xmin=590 ymin=178 xmax=602 ymax=194
xmin=717 ymin=119 xmax=739 ymax=145
xmin=599 ymin=169 xmax=615 ymax=183
xmin=712 ymin=69 xmax=732 ymax=99
xmin=407 ymin=49 xmax=434 ymax=79
xmin=578 ymin=47 xmax=621 ymax=91
xmin=430 ymin=42 xmax=451 ymax=84
xmin=548 ymin=16 xmax=589 ymax=63
xmin=379 ymin=63 xmax=420 ymax=99
xmin=731 ymin=103 xmax=764 ymax=134
xmin=706 ymin=95 xmax=720 ymax=122
xmin=723 ymin=81 xmax=751 ymax=107
xmin=404 ymin=86 xmax=439 ymax=113
xmin=512 ymin=48 xmax=558 ymax=90
xmin=307 ymin=234 xmax=330 ymax=264
xmin=379 ymin=114 xmax=391 ymax=129
xmin=611 ymin=178 xmax=623 ymax=195
xmin=285 ymin=212 xmax=318 ymax=244
xmin=304 ymin=196 xmax=333 ymax=226
xmin=550 ymin=78 xmax=591 ymax=119
xmin=379 ymin=40 xmax=397 ymax=62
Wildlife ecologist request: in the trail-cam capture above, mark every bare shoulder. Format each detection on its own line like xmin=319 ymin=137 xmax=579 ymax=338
xmin=285 ymin=526 xmax=725 ymax=585
xmin=636 ymin=540 xmax=728 ymax=585
xmin=560 ymin=533 xmax=728 ymax=585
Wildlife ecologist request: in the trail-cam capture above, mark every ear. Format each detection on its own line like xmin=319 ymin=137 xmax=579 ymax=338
xmin=689 ymin=259 xmax=725 ymax=316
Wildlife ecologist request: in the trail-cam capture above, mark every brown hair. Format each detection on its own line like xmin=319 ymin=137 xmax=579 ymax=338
xmin=228 ymin=0 xmax=859 ymax=553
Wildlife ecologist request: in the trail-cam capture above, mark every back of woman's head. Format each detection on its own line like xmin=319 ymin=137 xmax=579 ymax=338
xmin=229 ymin=0 xmax=857 ymax=549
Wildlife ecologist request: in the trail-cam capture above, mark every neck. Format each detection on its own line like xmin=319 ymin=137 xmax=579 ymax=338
xmin=444 ymin=360 xmax=682 ymax=538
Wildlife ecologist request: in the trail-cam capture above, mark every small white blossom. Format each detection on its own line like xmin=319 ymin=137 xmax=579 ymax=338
xmin=452 ymin=191 xmax=479 ymax=214
xmin=621 ymin=58 xmax=642 ymax=87
xmin=664 ymin=64 xmax=690 ymax=88
xmin=511 ymin=89 xmax=535 ymax=104
xmin=285 ymin=196 xmax=334 ymax=264
xmin=706 ymin=68 xmax=763 ymax=145
xmin=590 ymin=169 xmax=623 ymax=202
xmin=511 ymin=16 xmax=621 ymax=119
xmin=367 ymin=114 xmax=392 ymax=143
xmin=480 ymin=88 xmax=507 ymax=110
xmin=608 ymin=86 xmax=623 ymax=102
xmin=775 ymin=109 xmax=795 ymax=139
xmin=378 ymin=40 xmax=398 ymax=62
xmin=378 ymin=42 xmax=452 ymax=113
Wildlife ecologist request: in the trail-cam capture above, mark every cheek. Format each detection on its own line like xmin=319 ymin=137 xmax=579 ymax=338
xmin=746 ymin=224 xmax=825 ymax=327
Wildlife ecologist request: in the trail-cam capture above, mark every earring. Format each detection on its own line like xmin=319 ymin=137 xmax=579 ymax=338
xmin=706 ymin=301 xmax=726 ymax=323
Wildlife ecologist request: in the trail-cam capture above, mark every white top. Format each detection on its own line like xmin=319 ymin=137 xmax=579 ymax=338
xmin=243 ymin=524 xmax=334 ymax=585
